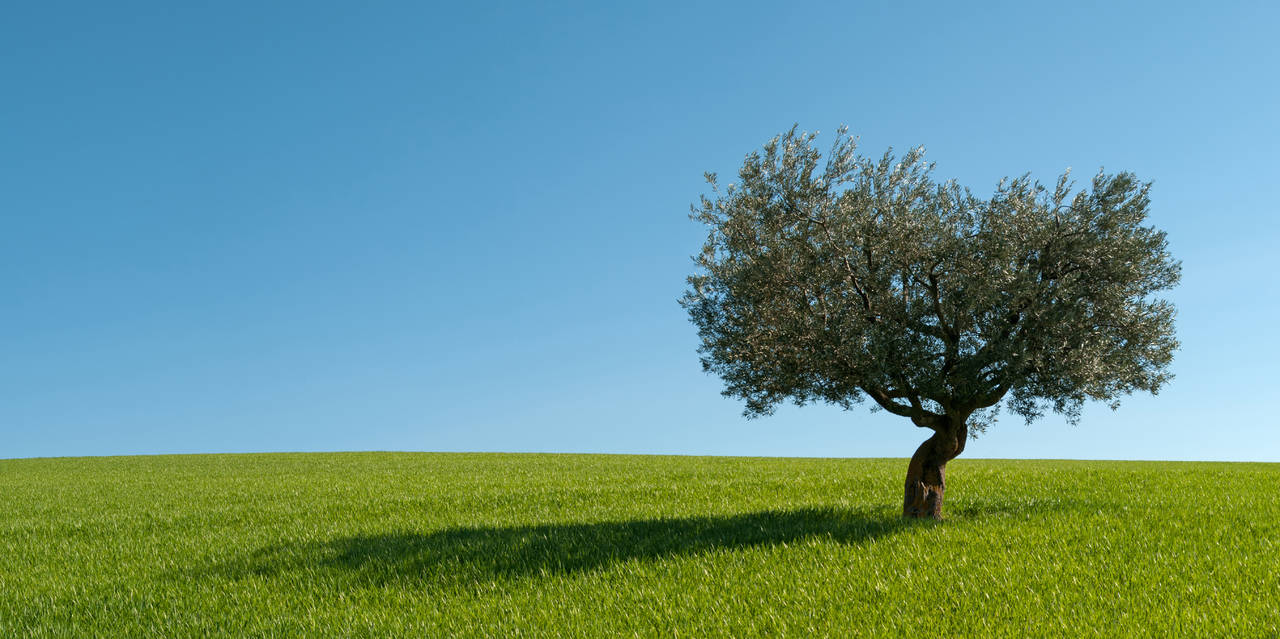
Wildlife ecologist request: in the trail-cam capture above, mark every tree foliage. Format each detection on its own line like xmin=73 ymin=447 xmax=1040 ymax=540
xmin=682 ymin=127 xmax=1180 ymax=434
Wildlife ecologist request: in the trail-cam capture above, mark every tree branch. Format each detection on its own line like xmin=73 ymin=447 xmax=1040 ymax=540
xmin=862 ymin=385 xmax=944 ymax=430
xmin=861 ymin=385 xmax=916 ymax=418
xmin=925 ymin=272 xmax=957 ymax=344
xmin=912 ymin=268 xmax=959 ymax=379
xmin=967 ymin=302 xmax=1029 ymax=371
xmin=811 ymin=216 xmax=875 ymax=319
xmin=970 ymin=383 xmax=1011 ymax=410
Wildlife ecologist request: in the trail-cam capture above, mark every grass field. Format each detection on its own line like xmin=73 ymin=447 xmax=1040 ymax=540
xmin=1 ymin=452 xmax=1277 ymax=637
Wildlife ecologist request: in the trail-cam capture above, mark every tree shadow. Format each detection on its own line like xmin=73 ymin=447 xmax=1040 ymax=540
xmin=207 ymin=506 xmax=920 ymax=588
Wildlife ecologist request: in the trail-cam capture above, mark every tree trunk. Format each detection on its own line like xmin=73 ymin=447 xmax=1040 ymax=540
xmin=902 ymin=418 xmax=967 ymax=520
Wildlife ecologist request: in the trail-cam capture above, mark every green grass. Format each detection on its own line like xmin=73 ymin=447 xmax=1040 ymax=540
xmin=1 ymin=452 xmax=1277 ymax=637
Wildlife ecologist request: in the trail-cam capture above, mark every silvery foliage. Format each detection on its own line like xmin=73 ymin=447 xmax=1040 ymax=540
xmin=682 ymin=127 xmax=1180 ymax=436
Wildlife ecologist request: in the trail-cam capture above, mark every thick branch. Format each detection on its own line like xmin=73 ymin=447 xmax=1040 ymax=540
xmin=891 ymin=374 xmax=928 ymax=414
xmin=862 ymin=385 xmax=944 ymax=430
xmin=967 ymin=383 xmax=1010 ymax=411
xmin=861 ymin=385 xmax=915 ymax=418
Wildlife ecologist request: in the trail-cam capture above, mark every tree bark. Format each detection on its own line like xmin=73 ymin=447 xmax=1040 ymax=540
xmin=902 ymin=418 xmax=967 ymax=520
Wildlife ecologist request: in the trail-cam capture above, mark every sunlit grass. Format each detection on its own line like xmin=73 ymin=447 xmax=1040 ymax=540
xmin=1 ymin=452 xmax=1276 ymax=637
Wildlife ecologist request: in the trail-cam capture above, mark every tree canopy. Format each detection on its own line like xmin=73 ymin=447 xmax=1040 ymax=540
xmin=682 ymin=127 xmax=1180 ymax=436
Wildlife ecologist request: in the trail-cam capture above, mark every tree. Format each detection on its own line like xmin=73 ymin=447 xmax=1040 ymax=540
xmin=681 ymin=127 xmax=1180 ymax=519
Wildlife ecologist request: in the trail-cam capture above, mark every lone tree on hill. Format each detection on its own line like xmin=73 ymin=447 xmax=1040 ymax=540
xmin=681 ymin=127 xmax=1180 ymax=519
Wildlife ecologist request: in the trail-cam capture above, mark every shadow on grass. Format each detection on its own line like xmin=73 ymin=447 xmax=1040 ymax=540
xmin=209 ymin=507 xmax=923 ymax=587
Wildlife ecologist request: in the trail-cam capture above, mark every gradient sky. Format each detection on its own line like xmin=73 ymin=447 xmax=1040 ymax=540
xmin=3 ymin=1 xmax=1278 ymax=461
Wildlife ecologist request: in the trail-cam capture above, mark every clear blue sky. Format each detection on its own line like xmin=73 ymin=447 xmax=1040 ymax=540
xmin=3 ymin=1 xmax=1277 ymax=461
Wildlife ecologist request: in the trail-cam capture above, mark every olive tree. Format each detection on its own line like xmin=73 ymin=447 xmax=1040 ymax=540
xmin=681 ymin=127 xmax=1179 ymax=519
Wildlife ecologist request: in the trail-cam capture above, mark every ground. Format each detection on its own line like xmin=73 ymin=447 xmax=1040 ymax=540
xmin=1 ymin=452 xmax=1276 ymax=637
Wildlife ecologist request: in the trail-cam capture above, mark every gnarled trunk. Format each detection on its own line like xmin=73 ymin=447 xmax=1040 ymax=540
xmin=903 ymin=418 xmax=968 ymax=520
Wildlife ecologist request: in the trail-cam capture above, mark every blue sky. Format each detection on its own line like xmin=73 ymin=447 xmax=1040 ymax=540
xmin=3 ymin=1 xmax=1277 ymax=461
